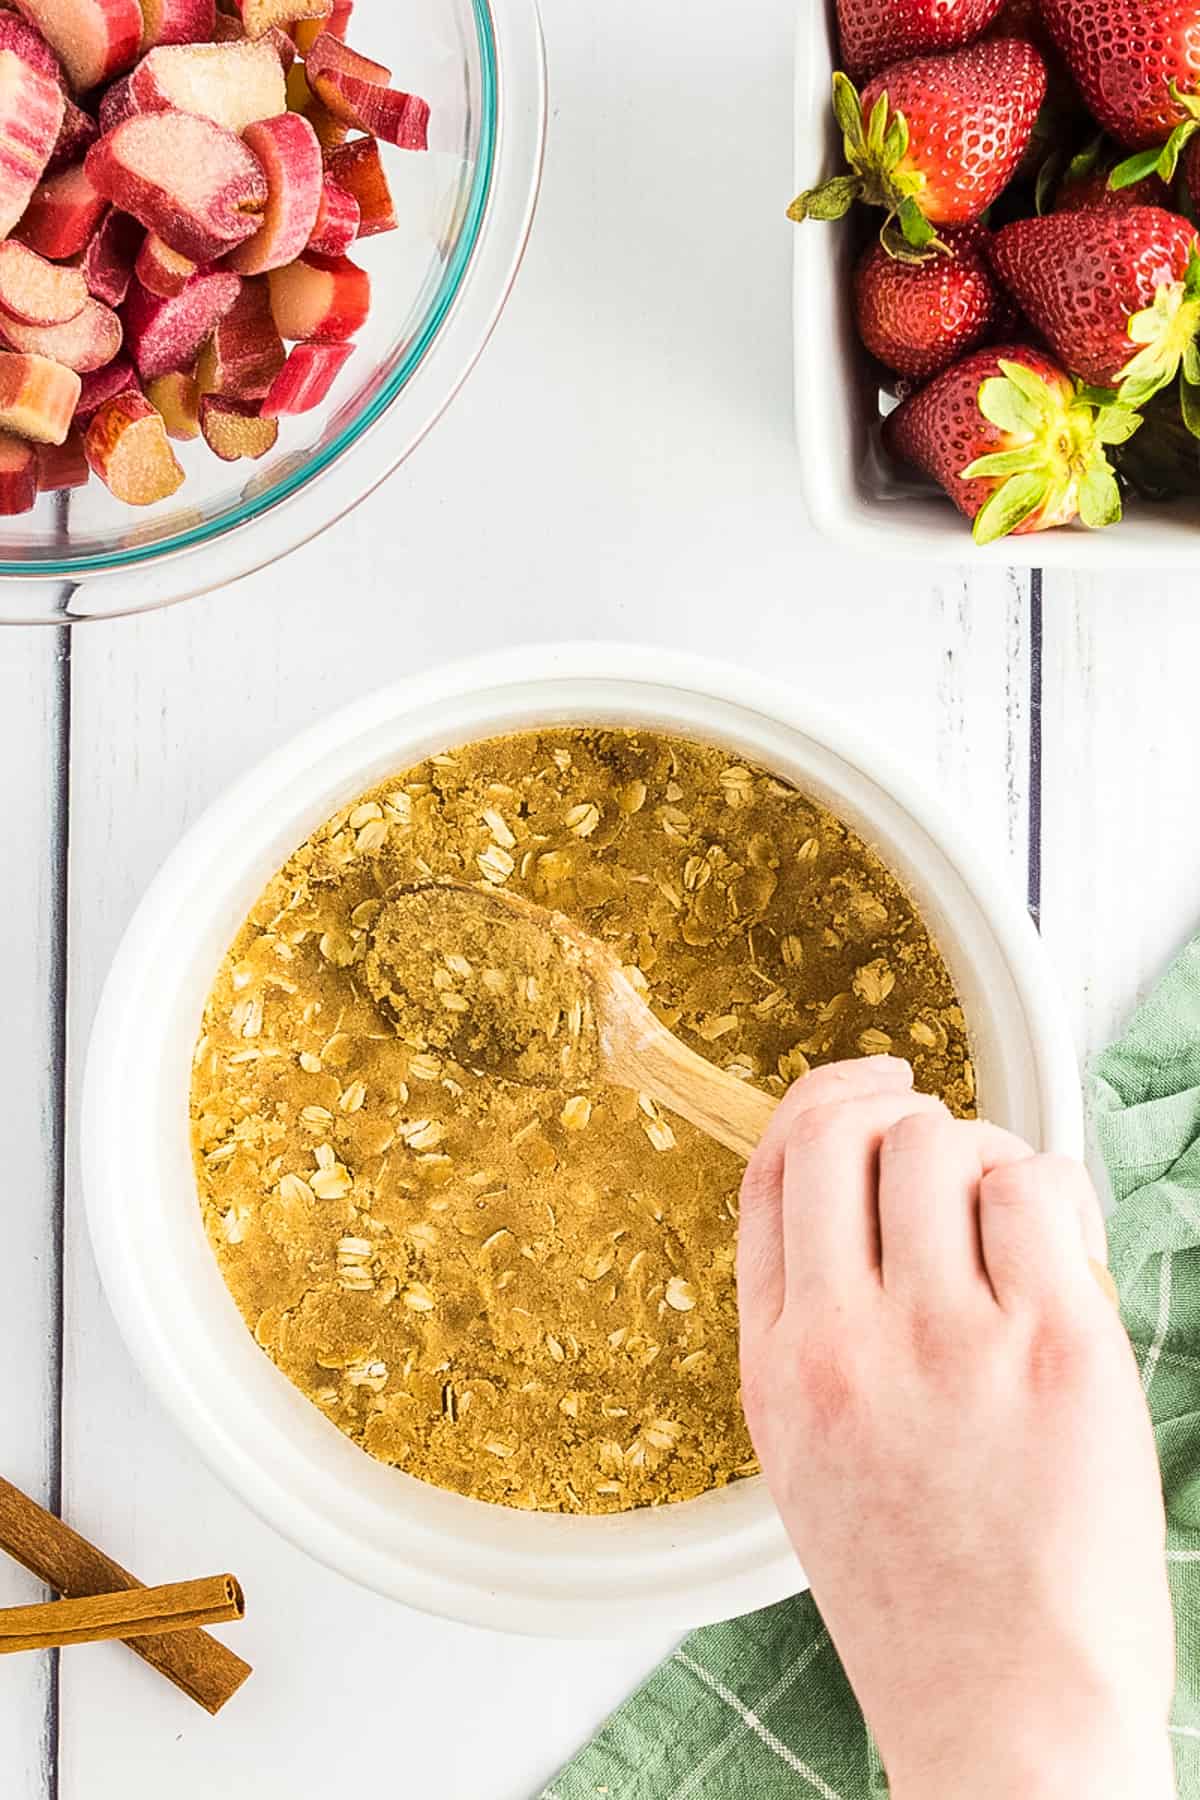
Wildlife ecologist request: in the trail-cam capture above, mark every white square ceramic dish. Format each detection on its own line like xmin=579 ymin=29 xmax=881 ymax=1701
xmin=792 ymin=0 xmax=1200 ymax=567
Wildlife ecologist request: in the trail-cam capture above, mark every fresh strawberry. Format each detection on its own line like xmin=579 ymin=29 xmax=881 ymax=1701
xmin=836 ymin=0 xmax=1005 ymax=84
xmin=883 ymin=344 xmax=1140 ymax=542
xmin=1040 ymin=1 xmax=1200 ymax=188
xmin=854 ymin=224 xmax=1008 ymax=378
xmin=990 ymin=207 xmax=1200 ymax=405
xmin=1054 ymin=163 xmax=1170 ymax=213
xmin=790 ymin=40 xmax=1047 ymax=258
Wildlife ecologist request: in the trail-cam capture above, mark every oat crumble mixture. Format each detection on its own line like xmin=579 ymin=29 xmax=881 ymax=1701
xmin=190 ymin=729 xmax=975 ymax=1514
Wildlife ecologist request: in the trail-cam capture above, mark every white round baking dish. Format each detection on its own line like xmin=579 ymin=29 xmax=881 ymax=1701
xmin=83 ymin=645 xmax=1082 ymax=1637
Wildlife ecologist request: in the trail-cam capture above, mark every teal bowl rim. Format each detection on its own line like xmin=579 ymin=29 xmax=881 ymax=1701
xmin=0 ymin=0 xmax=499 ymax=581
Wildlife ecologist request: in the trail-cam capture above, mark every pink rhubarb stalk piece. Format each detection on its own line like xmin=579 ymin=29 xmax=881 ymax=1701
xmin=12 ymin=0 xmax=142 ymax=93
xmin=307 ymin=175 xmax=356 ymax=255
xmin=0 ymin=15 xmax=62 ymax=86
xmin=127 ymin=40 xmax=286 ymax=133
xmin=80 ymin=208 xmax=143 ymax=308
xmin=325 ymin=136 xmax=394 ymax=237
xmin=227 ymin=109 xmax=321 ymax=274
xmin=138 ymin=0 xmax=216 ymax=53
xmin=16 ymin=162 xmax=109 ymax=259
xmin=213 ymin=13 xmax=295 ymax=69
xmin=199 ymin=390 xmax=278 ymax=458
xmin=1 ymin=294 xmax=123 ymax=373
xmin=36 ymin=426 xmax=90 ymax=492
xmin=305 ymin=33 xmax=429 ymax=149
xmin=0 ymin=429 xmax=36 ymax=511
xmin=122 ymin=266 xmax=241 ymax=378
xmin=84 ymin=387 xmax=184 ymax=503
xmin=260 ymin=336 xmax=349 ymax=414
xmin=146 ymin=366 xmax=199 ymax=436
xmin=74 ymin=353 xmax=139 ymax=420
xmin=0 ymin=241 xmax=87 ymax=326
xmin=134 ymin=231 xmax=196 ymax=298
xmin=233 ymin=0 xmax=330 ymax=39
xmin=195 ymin=273 xmax=282 ymax=396
xmin=0 ymin=349 xmax=81 ymax=443
xmin=0 ymin=45 xmax=66 ymax=238
xmin=267 ymin=249 xmax=367 ymax=341
xmin=47 ymin=100 xmax=99 ymax=178
xmin=86 ymin=111 xmax=268 ymax=264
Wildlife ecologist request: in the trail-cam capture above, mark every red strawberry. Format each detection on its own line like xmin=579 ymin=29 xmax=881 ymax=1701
xmin=1040 ymin=1 xmax=1200 ymax=186
xmin=990 ymin=207 xmax=1200 ymax=402
xmin=790 ymin=40 xmax=1047 ymax=258
xmin=837 ymin=0 xmax=1005 ymax=84
xmin=1054 ymin=163 xmax=1170 ymax=213
xmin=854 ymin=225 xmax=1009 ymax=379
xmin=884 ymin=344 xmax=1139 ymax=542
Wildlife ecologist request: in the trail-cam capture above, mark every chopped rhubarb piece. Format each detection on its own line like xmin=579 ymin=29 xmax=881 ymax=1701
xmin=122 ymin=266 xmax=241 ymax=378
xmin=0 ymin=350 xmax=81 ymax=443
xmin=0 ymin=14 xmax=62 ymax=84
xmin=47 ymin=100 xmax=99 ymax=178
xmin=86 ymin=111 xmax=268 ymax=263
xmin=138 ymin=0 xmax=216 ymax=52
xmin=16 ymin=161 xmax=107 ymax=258
xmin=128 ymin=39 xmax=286 ymax=133
xmin=199 ymin=390 xmax=277 ymax=458
xmin=195 ymin=273 xmax=282 ymax=395
xmin=74 ymin=353 xmax=138 ymax=419
xmin=285 ymin=61 xmax=346 ymax=150
xmin=1 ymin=295 xmax=122 ymax=372
xmin=260 ymin=336 xmax=348 ymax=414
xmin=0 ymin=429 xmax=36 ymax=512
xmin=0 ymin=241 xmax=87 ymax=326
xmin=81 ymin=208 xmax=142 ymax=308
xmin=268 ymin=249 xmax=366 ymax=341
xmin=0 ymin=46 xmax=65 ymax=238
xmin=134 ymin=231 xmax=196 ymax=298
xmin=213 ymin=12 xmax=295 ymax=67
xmin=146 ymin=366 xmax=199 ymax=437
xmin=228 ymin=110 xmax=321 ymax=274
xmin=233 ymin=0 xmax=330 ymax=39
xmin=307 ymin=175 xmax=356 ymax=255
xmin=12 ymin=0 xmax=141 ymax=92
xmin=36 ymin=426 xmax=89 ymax=492
xmin=325 ymin=137 xmax=394 ymax=237
xmin=305 ymin=34 xmax=428 ymax=149
xmin=84 ymin=387 xmax=184 ymax=503
xmin=291 ymin=0 xmax=350 ymax=53
xmin=98 ymin=75 xmax=136 ymax=134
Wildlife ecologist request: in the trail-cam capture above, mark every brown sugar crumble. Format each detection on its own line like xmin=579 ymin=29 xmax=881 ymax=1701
xmin=190 ymin=728 xmax=975 ymax=1514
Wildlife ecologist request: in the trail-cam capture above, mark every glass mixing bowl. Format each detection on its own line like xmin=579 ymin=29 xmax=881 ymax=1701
xmin=3 ymin=0 xmax=545 ymax=625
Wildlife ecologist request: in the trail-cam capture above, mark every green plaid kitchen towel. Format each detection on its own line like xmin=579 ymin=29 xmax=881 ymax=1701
xmin=542 ymin=937 xmax=1200 ymax=1799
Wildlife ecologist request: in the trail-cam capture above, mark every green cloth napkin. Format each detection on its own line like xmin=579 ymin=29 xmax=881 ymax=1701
xmin=542 ymin=937 xmax=1200 ymax=1800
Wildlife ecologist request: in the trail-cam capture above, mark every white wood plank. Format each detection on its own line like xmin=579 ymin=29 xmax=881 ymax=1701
xmin=1039 ymin=575 xmax=1200 ymax=1073
xmin=56 ymin=0 xmax=1033 ymax=1792
xmin=0 ymin=626 xmax=66 ymax=1800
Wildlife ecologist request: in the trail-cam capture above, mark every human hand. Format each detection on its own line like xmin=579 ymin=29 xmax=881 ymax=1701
xmin=738 ymin=1057 xmax=1175 ymax=1800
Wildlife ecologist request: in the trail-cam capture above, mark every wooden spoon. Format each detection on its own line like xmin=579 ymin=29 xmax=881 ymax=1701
xmin=367 ymin=880 xmax=1119 ymax=1307
xmin=367 ymin=878 xmax=776 ymax=1155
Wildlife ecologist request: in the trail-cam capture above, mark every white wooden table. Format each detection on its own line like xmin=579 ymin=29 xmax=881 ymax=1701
xmin=4 ymin=1 xmax=1198 ymax=1794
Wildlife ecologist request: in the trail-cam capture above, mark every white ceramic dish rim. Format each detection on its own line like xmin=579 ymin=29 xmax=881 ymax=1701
xmin=83 ymin=644 xmax=1083 ymax=1636
xmin=1 ymin=0 xmax=547 ymax=625
xmin=792 ymin=0 xmax=1200 ymax=568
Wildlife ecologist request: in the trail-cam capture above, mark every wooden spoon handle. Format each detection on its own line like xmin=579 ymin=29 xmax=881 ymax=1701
xmin=603 ymin=1007 xmax=778 ymax=1158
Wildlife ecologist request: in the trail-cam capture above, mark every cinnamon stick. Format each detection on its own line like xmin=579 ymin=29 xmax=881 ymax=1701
xmin=0 ymin=1575 xmax=244 ymax=1654
xmin=0 ymin=1479 xmax=252 ymax=1713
